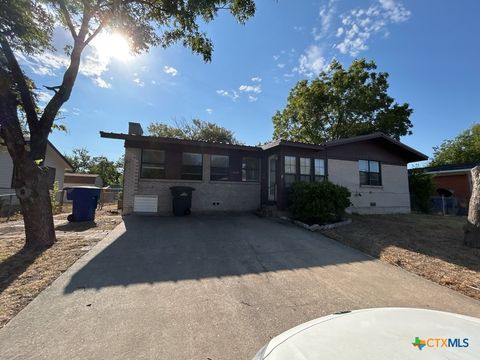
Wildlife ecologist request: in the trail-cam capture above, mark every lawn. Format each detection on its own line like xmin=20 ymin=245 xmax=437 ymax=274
xmin=0 ymin=204 xmax=122 ymax=328
xmin=322 ymin=214 xmax=480 ymax=301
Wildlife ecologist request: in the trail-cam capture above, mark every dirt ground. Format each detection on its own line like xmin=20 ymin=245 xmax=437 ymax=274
xmin=322 ymin=214 xmax=480 ymax=301
xmin=0 ymin=204 xmax=122 ymax=328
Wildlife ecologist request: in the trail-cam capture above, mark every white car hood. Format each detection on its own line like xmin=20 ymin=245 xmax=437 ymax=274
xmin=259 ymin=308 xmax=480 ymax=360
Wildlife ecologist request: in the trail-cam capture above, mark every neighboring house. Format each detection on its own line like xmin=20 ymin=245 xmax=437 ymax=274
xmin=100 ymin=122 xmax=427 ymax=215
xmin=64 ymin=173 xmax=104 ymax=188
xmin=412 ymin=163 xmax=478 ymax=209
xmin=0 ymin=140 xmax=73 ymax=203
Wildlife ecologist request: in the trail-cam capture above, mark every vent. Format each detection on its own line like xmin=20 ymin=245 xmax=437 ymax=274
xmin=134 ymin=195 xmax=158 ymax=213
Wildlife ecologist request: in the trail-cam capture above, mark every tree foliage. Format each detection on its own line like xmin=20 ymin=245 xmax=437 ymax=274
xmin=272 ymin=59 xmax=413 ymax=143
xmin=408 ymin=170 xmax=435 ymax=213
xmin=148 ymin=118 xmax=241 ymax=144
xmin=290 ymin=181 xmax=351 ymax=224
xmin=65 ymin=148 xmax=123 ymax=186
xmin=430 ymin=124 xmax=480 ymax=166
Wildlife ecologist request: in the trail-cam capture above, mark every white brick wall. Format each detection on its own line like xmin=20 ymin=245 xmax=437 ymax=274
xmin=328 ymin=158 xmax=411 ymax=214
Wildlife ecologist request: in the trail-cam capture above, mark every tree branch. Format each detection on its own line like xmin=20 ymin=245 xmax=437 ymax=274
xmin=0 ymin=38 xmax=39 ymax=132
xmin=59 ymin=1 xmax=78 ymax=39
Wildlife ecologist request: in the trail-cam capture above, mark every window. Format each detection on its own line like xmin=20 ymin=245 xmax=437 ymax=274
xmin=210 ymin=155 xmax=229 ymax=181
xmin=242 ymin=157 xmax=260 ymax=182
xmin=141 ymin=149 xmax=165 ymax=178
xmin=299 ymin=158 xmax=311 ymax=182
xmin=182 ymin=152 xmax=202 ymax=180
xmin=314 ymin=159 xmax=325 ymax=182
xmin=359 ymin=160 xmax=381 ymax=186
xmin=284 ymin=156 xmax=296 ymax=187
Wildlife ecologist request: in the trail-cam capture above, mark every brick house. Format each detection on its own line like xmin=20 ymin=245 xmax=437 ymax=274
xmin=101 ymin=122 xmax=427 ymax=215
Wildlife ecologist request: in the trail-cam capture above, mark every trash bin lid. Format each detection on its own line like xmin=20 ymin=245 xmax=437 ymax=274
xmin=63 ymin=186 xmax=101 ymax=190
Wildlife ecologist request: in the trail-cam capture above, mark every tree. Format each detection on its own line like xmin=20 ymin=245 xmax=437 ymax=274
xmin=430 ymin=124 xmax=480 ymax=166
xmin=465 ymin=166 xmax=480 ymax=248
xmin=0 ymin=0 xmax=255 ymax=249
xmin=66 ymin=149 xmax=123 ymax=186
xmin=272 ymin=59 xmax=413 ymax=144
xmin=148 ymin=118 xmax=242 ymax=144
xmin=408 ymin=170 xmax=435 ymax=213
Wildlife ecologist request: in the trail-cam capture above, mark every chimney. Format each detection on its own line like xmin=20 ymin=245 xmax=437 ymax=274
xmin=128 ymin=122 xmax=143 ymax=136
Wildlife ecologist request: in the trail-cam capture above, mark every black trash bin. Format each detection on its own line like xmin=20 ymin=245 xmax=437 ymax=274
xmin=170 ymin=186 xmax=195 ymax=216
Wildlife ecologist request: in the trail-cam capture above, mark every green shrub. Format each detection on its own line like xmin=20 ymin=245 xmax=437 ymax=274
xmin=290 ymin=181 xmax=351 ymax=224
xmin=409 ymin=170 xmax=435 ymax=213
xmin=50 ymin=181 xmax=61 ymax=214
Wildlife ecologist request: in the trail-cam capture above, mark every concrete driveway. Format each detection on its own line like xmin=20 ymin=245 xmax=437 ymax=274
xmin=1 ymin=215 xmax=479 ymax=359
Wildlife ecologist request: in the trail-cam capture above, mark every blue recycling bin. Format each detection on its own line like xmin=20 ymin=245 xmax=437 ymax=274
xmin=65 ymin=186 xmax=101 ymax=222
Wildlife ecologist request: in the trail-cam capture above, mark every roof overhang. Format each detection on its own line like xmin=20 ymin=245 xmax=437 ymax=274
xmin=100 ymin=131 xmax=262 ymax=152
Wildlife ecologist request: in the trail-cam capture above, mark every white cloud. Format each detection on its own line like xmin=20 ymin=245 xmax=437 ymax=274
xmin=205 ymin=108 xmax=213 ymax=114
xmin=313 ymin=0 xmax=336 ymax=40
xmin=273 ymin=55 xmax=280 ymax=61
xmin=133 ymin=78 xmax=145 ymax=87
xmin=251 ymin=77 xmax=262 ymax=82
xmin=36 ymin=90 xmax=53 ymax=104
xmin=335 ymin=0 xmax=411 ymax=56
xmin=239 ymin=84 xmax=262 ymax=94
xmin=298 ymin=45 xmax=327 ymax=76
xmin=94 ymin=77 xmax=111 ymax=88
xmin=163 ymin=66 xmax=178 ymax=76
xmin=216 ymin=89 xmax=239 ymax=101
xmin=277 ymin=63 xmax=286 ymax=69
xmin=247 ymin=95 xmax=258 ymax=102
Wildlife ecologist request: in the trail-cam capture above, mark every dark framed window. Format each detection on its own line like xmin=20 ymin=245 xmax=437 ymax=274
xmin=284 ymin=156 xmax=296 ymax=187
xmin=359 ymin=160 xmax=381 ymax=186
xmin=314 ymin=159 xmax=325 ymax=182
xmin=182 ymin=152 xmax=203 ymax=180
xmin=299 ymin=157 xmax=311 ymax=182
xmin=141 ymin=149 xmax=166 ymax=179
xmin=242 ymin=157 xmax=260 ymax=182
xmin=210 ymin=155 xmax=229 ymax=181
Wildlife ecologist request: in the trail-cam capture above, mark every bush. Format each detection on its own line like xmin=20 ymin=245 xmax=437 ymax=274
xmin=290 ymin=181 xmax=351 ymax=224
xmin=409 ymin=170 xmax=435 ymax=213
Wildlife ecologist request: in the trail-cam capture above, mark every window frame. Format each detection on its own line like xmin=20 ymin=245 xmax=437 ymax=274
xmin=299 ymin=157 xmax=311 ymax=182
xmin=359 ymin=160 xmax=382 ymax=186
xmin=210 ymin=154 xmax=230 ymax=181
xmin=140 ymin=149 xmax=166 ymax=179
xmin=242 ymin=157 xmax=260 ymax=182
xmin=181 ymin=152 xmax=203 ymax=180
xmin=314 ymin=159 xmax=325 ymax=182
xmin=284 ymin=156 xmax=297 ymax=187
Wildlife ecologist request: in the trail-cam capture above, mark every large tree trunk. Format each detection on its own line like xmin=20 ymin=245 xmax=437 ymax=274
xmin=464 ymin=166 xmax=480 ymax=248
xmin=15 ymin=163 xmax=56 ymax=250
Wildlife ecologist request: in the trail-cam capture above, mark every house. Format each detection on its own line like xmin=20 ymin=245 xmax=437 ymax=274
xmin=100 ymin=122 xmax=427 ymax=215
xmin=412 ymin=163 xmax=478 ymax=209
xmin=64 ymin=173 xmax=104 ymax=188
xmin=0 ymin=140 xmax=73 ymax=202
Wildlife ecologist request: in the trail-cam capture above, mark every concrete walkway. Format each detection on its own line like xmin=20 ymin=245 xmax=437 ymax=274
xmin=0 ymin=215 xmax=479 ymax=359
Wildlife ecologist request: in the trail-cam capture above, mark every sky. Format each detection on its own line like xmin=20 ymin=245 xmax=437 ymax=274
xmin=20 ymin=0 xmax=480 ymax=167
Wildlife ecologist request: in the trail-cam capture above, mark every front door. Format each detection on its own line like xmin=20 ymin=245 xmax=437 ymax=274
xmin=268 ymin=155 xmax=276 ymax=201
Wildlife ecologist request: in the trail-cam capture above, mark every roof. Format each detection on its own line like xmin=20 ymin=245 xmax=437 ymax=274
xmin=100 ymin=130 xmax=427 ymax=163
xmin=99 ymin=131 xmax=262 ymax=152
xmin=64 ymin=173 xmax=101 ymax=178
xmin=1 ymin=137 xmax=73 ymax=170
xmin=411 ymin=162 xmax=480 ymax=175
xmin=262 ymin=132 xmax=428 ymax=162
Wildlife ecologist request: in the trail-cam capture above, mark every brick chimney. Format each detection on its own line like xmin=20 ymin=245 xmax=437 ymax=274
xmin=128 ymin=122 xmax=143 ymax=136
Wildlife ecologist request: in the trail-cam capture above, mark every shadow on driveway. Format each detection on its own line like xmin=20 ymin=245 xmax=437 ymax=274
xmin=64 ymin=215 xmax=368 ymax=293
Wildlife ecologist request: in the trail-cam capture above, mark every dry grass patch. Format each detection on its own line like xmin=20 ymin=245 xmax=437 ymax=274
xmin=0 ymin=204 xmax=122 ymax=328
xmin=322 ymin=214 xmax=480 ymax=301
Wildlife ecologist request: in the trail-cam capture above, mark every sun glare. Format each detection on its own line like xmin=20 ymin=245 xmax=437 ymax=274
xmin=94 ymin=32 xmax=132 ymax=61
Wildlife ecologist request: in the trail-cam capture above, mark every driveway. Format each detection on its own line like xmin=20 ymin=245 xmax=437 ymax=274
xmin=1 ymin=215 xmax=479 ymax=359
